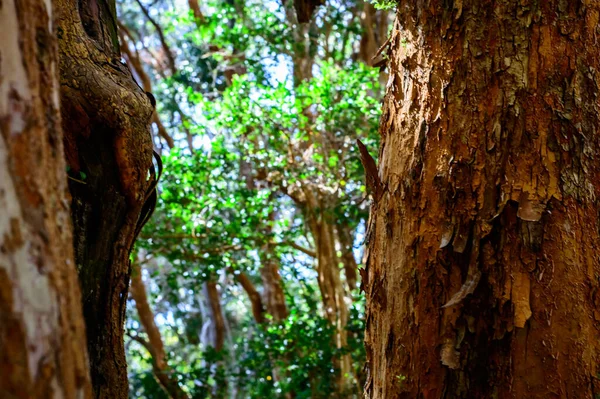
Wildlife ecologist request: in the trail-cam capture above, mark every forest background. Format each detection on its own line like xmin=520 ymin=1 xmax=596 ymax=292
xmin=120 ymin=0 xmax=391 ymax=397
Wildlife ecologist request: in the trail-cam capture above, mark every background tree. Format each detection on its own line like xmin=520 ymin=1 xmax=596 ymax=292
xmin=364 ymin=1 xmax=600 ymax=398
xmin=0 ymin=0 xmax=91 ymax=397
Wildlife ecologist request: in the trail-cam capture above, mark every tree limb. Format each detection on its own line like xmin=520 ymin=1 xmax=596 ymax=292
xmin=130 ymin=263 xmax=189 ymax=399
xmin=134 ymin=0 xmax=177 ymax=75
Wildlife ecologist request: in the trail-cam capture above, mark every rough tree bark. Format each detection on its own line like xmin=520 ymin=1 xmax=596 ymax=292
xmin=0 ymin=0 xmax=92 ymax=397
xmin=56 ymin=0 xmax=155 ymax=396
xmin=364 ymin=1 xmax=600 ymax=398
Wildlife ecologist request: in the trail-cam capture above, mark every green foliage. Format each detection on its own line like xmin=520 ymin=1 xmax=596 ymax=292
xmin=235 ymin=313 xmax=339 ymax=398
xmin=369 ymin=0 xmax=396 ymax=10
xmin=119 ymin=0 xmax=390 ymax=397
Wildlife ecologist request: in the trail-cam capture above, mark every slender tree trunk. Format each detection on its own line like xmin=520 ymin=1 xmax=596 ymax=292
xmin=56 ymin=0 xmax=155 ymax=395
xmin=260 ymin=211 xmax=289 ymax=322
xmin=119 ymin=26 xmax=175 ymax=149
xmin=201 ymin=281 xmax=226 ymax=351
xmin=359 ymin=2 xmax=379 ymax=65
xmin=130 ymin=263 xmax=189 ymax=399
xmin=260 ymin=248 xmax=289 ymax=321
xmin=0 ymin=0 xmax=92 ymax=396
xmin=364 ymin=1 xmax=600 ymax=398
xmin=336 ymin=224 xmax=359 ymax=291
xmin=188 ymin=0 xmax=205 ymax=22
xmin=235 ymin=270 xmax=266 ymax=324
xmin=305 ymin=197 xmax=353 ymax=392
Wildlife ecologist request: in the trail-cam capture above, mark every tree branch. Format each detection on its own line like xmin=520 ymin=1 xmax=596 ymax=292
xmin=130 ymin=263 xmax=189 ymax=399
xmin=134 ymin=0 xmax=177 ymax=75
xmin=119 ymin=23 xmax=176 ymax=148
xmin=231 ymin=269 xmax=266 ymax=324
xmin=281 ymin=240 xmax=316 ymax=258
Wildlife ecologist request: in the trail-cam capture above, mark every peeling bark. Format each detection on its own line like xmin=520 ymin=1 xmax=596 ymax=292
xmin=56 ymin=0 xmax=155 ymax=395
xmin=0 ymin=0 xmax=92 ymax=396
xmin=364 ymin=1 xmax=600 ymax=398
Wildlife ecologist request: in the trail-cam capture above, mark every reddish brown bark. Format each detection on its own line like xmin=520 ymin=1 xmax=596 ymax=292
xmin=130 ymin=263 xmax=189 ymax=399
xmin=364 ymin=1 xmax=600 ymax=398
xmin=188 ymin=0 xmax=205 ymax=22
xmin=260 ymin=249 xmax=289 ymax=322
xmin=336 ymin=225 xmax=358 ymax=291
xmin=57 ymin=0 xmax=155 ymax=395
xmin=0 ymin=0 xmax=92 ymax=396
xmin=235 ymin=271 xmax=266 ymax=324
xmin=202 ymin=281 xmax=226 ymax=351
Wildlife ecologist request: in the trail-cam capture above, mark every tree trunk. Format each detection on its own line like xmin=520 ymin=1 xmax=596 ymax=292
xmin=260 ymin=248 xmax=289 ymax=322
xmin=201 ymin=281 xmax=226 ymax=351
xmin=305 ymin=197 xmax=353 ymax=392
xmin=364 ymin=1 xmax=600 ymax=398
xmin=260 ymin=211 xmax=289 ymax=322
xmin=130 ymin=263 xmax=189 ymax=399
xmin=336 ymin=224 xmax=358 ymax=291
xmin=0 ymin=0 xmax=92 ymax=396
xmin=56 ymin=0 xmax=155 ymax=396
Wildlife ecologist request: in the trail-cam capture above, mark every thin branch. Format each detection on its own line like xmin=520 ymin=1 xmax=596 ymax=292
xmin=280 ymin=240 xmax=316 ymax=258
xmin=231 ymin=269 xmax=265 ymax=323
xmin=188 ymin=0 xmax=205 ymax=23
xmin=130 ymin=262 xmax=190 ymax=399
xmin=135 ymin=0 xmax=177 ymax=75
xmin=119 ymin=24 xmax=176 ymax=148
